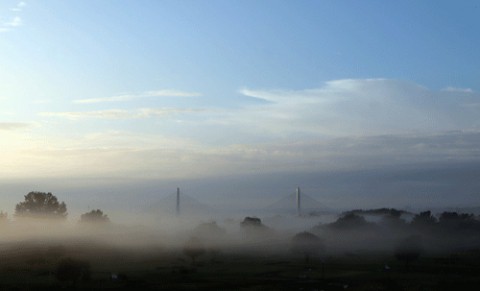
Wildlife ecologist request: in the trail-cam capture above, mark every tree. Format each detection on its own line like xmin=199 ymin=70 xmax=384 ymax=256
xmin=411 ymin=211 xmax=437 ymax=227
xmin=328 ymin=213 xmax=375 ymax=230
xmin=240 ymin=217 xmax=263 ymax=227
xmin=240 ymin=216 xmax=271 ymax=237
xmin=183 ymin=237 xmax=206 ymax=265
xmin=291 ymin=231 xmax=325 ymax=264
xmin=80 ymin=209 xmax=109 ymax=224
xmin=15 ymin=192 xmax=67 ymax=219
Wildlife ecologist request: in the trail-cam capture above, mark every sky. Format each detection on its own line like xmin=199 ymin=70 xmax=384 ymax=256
xmin=1 ymin=1 xmax=480 ymax=217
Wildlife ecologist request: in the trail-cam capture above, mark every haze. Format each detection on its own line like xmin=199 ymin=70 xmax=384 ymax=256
xmin=2 ymin=1 xmax=480 ymax=220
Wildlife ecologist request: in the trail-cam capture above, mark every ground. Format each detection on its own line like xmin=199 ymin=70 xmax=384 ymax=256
xmin=0 ymin=239 xmax=480 ymax=290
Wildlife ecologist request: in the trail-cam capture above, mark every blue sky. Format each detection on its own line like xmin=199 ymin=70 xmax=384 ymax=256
xmin=1 ymin=1 xmax=480 ymax=214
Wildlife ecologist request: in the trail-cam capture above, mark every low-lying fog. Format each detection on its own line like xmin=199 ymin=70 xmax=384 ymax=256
xmin=2 ymin=208 xmax=480 ymax=263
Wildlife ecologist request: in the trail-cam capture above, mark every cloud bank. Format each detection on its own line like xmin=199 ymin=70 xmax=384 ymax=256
xmin=5 ymin=79 xmax=480 ymax=182
xmin=237 ymin=79 xmax=480 ymax=137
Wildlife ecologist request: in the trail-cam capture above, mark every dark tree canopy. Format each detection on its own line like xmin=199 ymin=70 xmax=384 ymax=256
xmin=15 ymin=192 xmax=67 ymax=219
xmin=412 ymin=211 xmax=437 ymax=224
xmin=241 ymin=217 xmax=263 ymax=227
xmin=80 ymin=209 xmax=109 ymax=223
xmin=329 ymin=213 xmax=375 ymax=230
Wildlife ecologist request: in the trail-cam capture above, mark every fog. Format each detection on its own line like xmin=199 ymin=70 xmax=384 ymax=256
xmin=3 ymin=159 xmax=480 ymax=222
xmin=1 ymin=206 xmax=479 ymax=260
xmin=1 ymin=160 xmax=480 ymax=274
xmin=2 ymin=192 xmax=480 ymax=290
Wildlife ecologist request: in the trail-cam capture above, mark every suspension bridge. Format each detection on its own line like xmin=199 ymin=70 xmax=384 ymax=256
xmin=152 ymin=187 xmax=331 ymax=218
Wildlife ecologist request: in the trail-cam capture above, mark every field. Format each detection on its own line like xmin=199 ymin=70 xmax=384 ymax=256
xmin=1 ymin=238 xmax=480 ymax=290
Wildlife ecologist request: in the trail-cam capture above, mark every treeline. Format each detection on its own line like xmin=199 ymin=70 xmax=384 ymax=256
xmin=1 ymin=191 xmax=109 ymax=224
xmin=311 ymin=208 xmax=480 ymax=255
xmin=321 ymin=208 xmax=480 ymax=232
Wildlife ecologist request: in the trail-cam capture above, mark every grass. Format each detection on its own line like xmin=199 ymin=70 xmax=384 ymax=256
xmin=0 ymin=239 xmax=480 ymax=290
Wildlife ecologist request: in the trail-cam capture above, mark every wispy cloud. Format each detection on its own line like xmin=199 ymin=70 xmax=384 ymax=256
xmin=442 ymin=86 xmax=474 ymax=93
xmin=236 ymin=79 xmax=480 ymax=137
xmin=10 ymin=2 xmax=26 ymax=12
xmin=40 ymin=108 xmax=205 ymax=120
xmin=5 ymin=16 xmax=22 ymax=27
xmin=40 ymin=109 xmax=132 ymax=120
xmin=7 ymin=79 xmax=480 ymax=180
xmin=73 ymin=95 xmax=137 ymax=104
xmin=73 ymin=89 xmax=202 ymax=104
xmin=0 ymin=122 xmax=29 ymax=130
xmin=4 ymin=129 xmax=480 ymax=180
xmin=1 ymin=2 xmax=26 ymax=33
xmin=0 ymin=16 xmax=22 ymax=32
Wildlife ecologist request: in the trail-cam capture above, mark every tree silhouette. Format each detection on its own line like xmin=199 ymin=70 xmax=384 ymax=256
xmin=328 ymin=213 xmax=375 ymax=230
xmin=240 ymin=216 xmax=270 ymax=237
xmin=183 ymin=237 xmax=206 ymax=265
xmin=291 ymin=231 xmax=325 ymax=264
xmin=438 ymin=211 xmax=478 ymax=230
xmin=15 ymin=192 xmax=67 ymax=219
xmin=80 ymin=209 xmax=109 ymax=224
xmin=241 ymin=217 xmax=263 ymax=227
xmin=411 ymin=211 xmax=437 ymax=226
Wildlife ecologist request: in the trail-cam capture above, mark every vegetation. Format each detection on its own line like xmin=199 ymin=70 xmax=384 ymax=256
xmin=183 ymin=237 xmax=206 ymax=264
xmin=240 ymin=216 xmax=263 ymax=227
xmin=344 ymin=208 xmax=411 ymax=217
xmin=2 ymin=191 xmax=480 ymax=289
xmin=80 ymin=209 xmax=110 ymax=224
xmin=15 ymin=192 xmax=67 ymax=219
xmin=327 ymin=213 xmax=376 ymax=230
xmin=291 ymin=231 xmax=324 ymax=263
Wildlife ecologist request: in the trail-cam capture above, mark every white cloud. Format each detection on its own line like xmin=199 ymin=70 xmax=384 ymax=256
xmin=11 ymin=2 xmax=27 ymax=12
xmin=0 ymin=122 xmax=29 ymax=130
xmin=144 ymin=89 xmax=202 ymax=97
xmin=1 ymin=2 xmax=26 ymax=32
xmin=73 ymin=89 xmax=202 ymax=104
xmin=40 ymin=109 xmax=131 ymax=120
xmin=5 ymin=78 xmax=480 ymax=181
xmin=40 ymin=107 xmax=206 ymax=120
xmin=73 ymin=94 xmax=137 ymax=104
xmin=5 ymin=16 xmax=22 ymax=27
xmin=32 ymin=99 xmax=52 ymax=105
xmin=236 ymin=79 xmax=480 ymax=137
xmin=3 ymin=129 xmax=480 ymax=180
xmin=137 ymin=108 xmax=205 ymax=117
xmin=442 ymin=86 xmax=474 ymax=93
